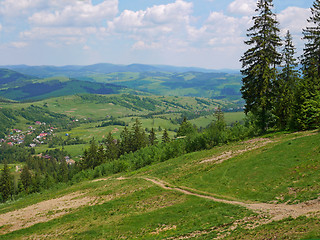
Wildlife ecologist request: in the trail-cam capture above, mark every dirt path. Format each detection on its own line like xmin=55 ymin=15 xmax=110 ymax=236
xmin=200 ymin=138 xmax=274 ymax=165
xmin=140 ymin=177 xmax=320 ymax=222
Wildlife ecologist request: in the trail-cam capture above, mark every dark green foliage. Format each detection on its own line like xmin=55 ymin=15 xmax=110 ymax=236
xmin=176 ymin=117 xmax=197 ymax=137
xmin=294 ymin=83 xmax=320 ymax=129
xmin=273 ymin=31 xmax=299 ymax=129
xmin=240 ymin=0 xmax=282 ymax=131
xmin=103 ymin=133 xmax=120 ymax=161
xmin=80 ymin=139 xmax=99 ymax=170
xmin=296 ymin=0 xmax=320 ymax=129
xmin=131 ymin=119 xmax=148 ymax=152
xmin=148 ymin=128 xmax=157 ymax=145
xmin=120 ymin=126 xmax=131 ymax=155
xmin=302 ymin=0 xmax=320 ymax=80
xmin=0 ymin=145 xmax=32 ymax=164
xmin=20 ymin=166 xmax=32 ymax=192
xmin=162 ymin=129 xmax=171 ymax=143
xmin=0 ymin=162 xmax=13 ymax=202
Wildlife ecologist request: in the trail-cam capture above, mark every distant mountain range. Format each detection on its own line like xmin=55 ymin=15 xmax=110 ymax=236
xmin=1 ymin=63 xmax=240 ymax=78
xmin=0 ymin=64 xmax=242 ymax=102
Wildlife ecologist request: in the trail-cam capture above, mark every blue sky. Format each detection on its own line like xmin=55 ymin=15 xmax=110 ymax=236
xmin=0 ymin=0 xmax=315 ymax=69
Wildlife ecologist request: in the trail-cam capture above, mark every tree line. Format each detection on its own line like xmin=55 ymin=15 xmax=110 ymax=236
xmin=241 ymin=0 xmax=320 ymax=132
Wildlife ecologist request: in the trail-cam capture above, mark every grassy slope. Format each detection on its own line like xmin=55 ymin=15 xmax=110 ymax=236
xmin=0 ymin=131 xmax=319 ymax=239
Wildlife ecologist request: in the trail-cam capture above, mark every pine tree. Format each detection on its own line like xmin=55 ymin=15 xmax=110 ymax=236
xmin=240 ymin=0 xmax=282 ymax=131
xmin=177 ymin=117 xmax=196 ymax=137
xmin=162 ymin=129 xmax=170 ymax=143
xmin=297 ymin=0 xmax=320 ymax=129
xmin=274 ymin=30 xmax=299 ymax=129
xmin=20 ymin=165 xmax=32 ymax=192
xmin=104 ymin=132 xmax=119 ymax=161
xmin=302 ymin=0 xmax=320 ymax=82
xmin=80 ymin=138 xmax=99 ymax=169
xmin=0 ymin=162 xmax=13 ymax=202
xmin=120 ymin=126 xmax=131 ymax=154
xmin=148 ymin=128 xmax=157 ymax=145
xmin=131 ymin=119 xmax=147 ymax=152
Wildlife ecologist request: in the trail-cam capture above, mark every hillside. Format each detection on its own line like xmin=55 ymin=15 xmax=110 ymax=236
xmin=0 ymin=131 xmax=319 ymax=239
xmin=0 ymin=75 xmax=129 ymax=101
xmin=0 ymin=68 xmax=36 ymax=88
xmin=0 ymin=65 xmax=243 ymax=101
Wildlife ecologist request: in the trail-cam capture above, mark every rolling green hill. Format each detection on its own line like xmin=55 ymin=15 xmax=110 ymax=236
xmin=0 ymin=73 xmax=129 ymax=101
xmin=0 ymin=131 xmax=319 ymax=239
xmin=78 ymin=71 xmax=243 ymax=101
xmin=0 ymin=65 xmax=243 ymax=102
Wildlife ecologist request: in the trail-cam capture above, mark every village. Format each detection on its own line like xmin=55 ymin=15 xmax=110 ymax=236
xmin=0 ymin=121 xmax=54 ymax=147
xmin=0 ymin=121 xmax=76 ymax=165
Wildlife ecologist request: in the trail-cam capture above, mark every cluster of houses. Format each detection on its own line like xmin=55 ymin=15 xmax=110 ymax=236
xmin=0 ymin=121 xmax=54 ymax=147
xmin=1 ymin=121 xmax=76 ymax=165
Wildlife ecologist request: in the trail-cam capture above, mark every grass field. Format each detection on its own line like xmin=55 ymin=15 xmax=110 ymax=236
xmin=0 ymin=131 xmax=319 ymax=239
xmin=135 ymin=131 xmax=320 ymax=203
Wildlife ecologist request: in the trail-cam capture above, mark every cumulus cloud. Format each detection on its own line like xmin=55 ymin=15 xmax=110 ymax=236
xmin=228 ymin=0 xmax=256 ymax=16
xmin=278 ymin=7 xmax=310 ymax=34
xmin=10 ymin=1 xmax=117 ymax=47
xmin=29 ymin=0 xmax=118 ymax=27
xmin=108 ymin=0 xmax=193 ymax=49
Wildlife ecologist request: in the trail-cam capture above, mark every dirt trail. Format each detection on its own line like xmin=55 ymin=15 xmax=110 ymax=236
xmin=141 ymin=177 xmax=320 ymax=222
xmin=200 ymin=138 xmax=274 ymax=165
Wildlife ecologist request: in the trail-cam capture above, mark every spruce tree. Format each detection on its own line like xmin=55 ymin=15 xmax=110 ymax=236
xmin=274 ymin=30 xmax=299 ymax=129
xmin=302 ymin=0 xmax=320 ymax=81
xmin=120 ymin=126 xmax=131 ymax=154
xmin=162 ymin=129 xmax=170 ymax=143
xmin=0 ymin=162 xmax=13 ymax=202
xmin=20 ymin=165 xmax=32 ymax=192
xmin=104 ymin=132 xmax=119 ymax=161
xmin=148 ymin=128 xmax=157 ymax=145
xmin=240 ymin=0 xmax=282 ymax=131
xmin=131 ymin=119 xmax=147 ymax=152
xmin=297 ymin=0 xmax=320 ymax=129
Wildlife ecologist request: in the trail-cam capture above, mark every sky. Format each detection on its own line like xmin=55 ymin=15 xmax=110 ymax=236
xmin=0 ymin=0 xmax=315 ymax=69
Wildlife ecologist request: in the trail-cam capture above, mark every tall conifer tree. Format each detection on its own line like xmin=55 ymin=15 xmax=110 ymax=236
xmin=297 ymin=0 xmax=320 ymax=129
xmin=274 ymin=30 xmax=299 ymax=129
xmin=0 ymin=162 xmax=13 ymax=202
xmin=302 ymin=0 xmax=320 ymax=82
xmin=240 ymin=0 xmax=282 ymax=131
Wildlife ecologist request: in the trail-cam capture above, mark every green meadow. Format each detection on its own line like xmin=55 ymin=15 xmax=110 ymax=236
xmin=0 ymin=131 xmax=319 ymax=239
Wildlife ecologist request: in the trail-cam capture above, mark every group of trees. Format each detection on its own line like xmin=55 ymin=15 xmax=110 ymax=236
xmin=0 ymin=148 xmax=76 ymax=202
xmin=241 ymin=0 xmax=320 ymax=131
xmin=79 ymin=119 xmax=171 ymax=170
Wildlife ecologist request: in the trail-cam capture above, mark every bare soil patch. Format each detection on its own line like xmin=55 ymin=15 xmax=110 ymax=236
xmin=200 ymin=138 xmax=274 ymax=164
xmin=0 ymin=192 xmax=91 ymax=234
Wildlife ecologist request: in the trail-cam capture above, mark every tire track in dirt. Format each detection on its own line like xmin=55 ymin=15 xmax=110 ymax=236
xmin=139 ymin=177 xmax=320 ymax=222
xmin=136 ymin=177 xmax=320 ymax=239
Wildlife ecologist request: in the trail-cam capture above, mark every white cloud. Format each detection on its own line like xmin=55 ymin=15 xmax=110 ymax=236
xmin=0 ymin=0 xmax=48 ymax=18
xmin=278 ymin=7 xmax=310 ymax=34
xmin=228 ymin=0 xmax=256 ymax=16
xmin=29 ymin=0 xmax=118 ymax=27
xmin=10 ymin=41 xmax=28 ymax=48
xmin=0 ymin=24 xmax=2 ymax=31
xmin=108 ymin=0 xmax=193 ymax=42
xmin=132 ymin=41 xmax=161 ymax=50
